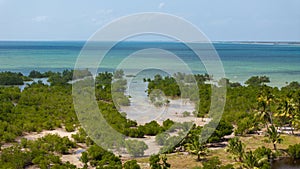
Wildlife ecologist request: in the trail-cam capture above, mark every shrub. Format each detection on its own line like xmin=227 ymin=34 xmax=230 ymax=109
xmin=124 ymin=160 xmax=141 ymax=169
xmin=149 ymin=154 xmax=170 ymax=169
xmin=288 ymin=144 xmax=300 ymax=159
xmin=155 ymin=133 xmax=170 ymax=145
xmin=201 ymin=156 xmax=234 ymax=169
xmin=139 ymin=121 xmax=163 ymax=136
xmin=183 ymin=111 xmax=191 ymax=117
xmin=125 ymin=140 xmax=148 ymax=157
xmin=235 ymin=116 xmax=257 ymax=136
xmin=65 ymin=123 xmax=75 ymax=132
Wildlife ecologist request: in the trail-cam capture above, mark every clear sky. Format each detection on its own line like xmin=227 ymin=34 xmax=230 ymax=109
xmin=0 ymin=0 xmax=299 ymax=41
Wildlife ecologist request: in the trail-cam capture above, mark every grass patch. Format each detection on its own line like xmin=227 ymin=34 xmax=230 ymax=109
xmin=134 ymin=153 xmax=202 ymax=169
xmin=240 ymin=134 xmax=300 ymax=151
xmin=133 ymin=150 xmax=235 ymax=169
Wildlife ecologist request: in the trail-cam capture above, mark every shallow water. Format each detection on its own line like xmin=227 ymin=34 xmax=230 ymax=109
xmin=272 ymin=158 xmax=300 ymax=169
xmin=19 ymin=78 xmax=49 ymax=91
xmin=1 ymin=41 xmax=300 ymax=87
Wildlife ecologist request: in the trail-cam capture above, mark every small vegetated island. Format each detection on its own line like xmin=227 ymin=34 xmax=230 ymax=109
xmin=0 ymin=71 xmax=31 ymax=85
xmin=1 ymin=69 xmax=300 ymax=169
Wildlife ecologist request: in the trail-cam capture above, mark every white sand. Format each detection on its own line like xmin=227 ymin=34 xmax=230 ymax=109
xmin=21 ymin=128 xmax=77 ymax=141
xmin=121 ymin=98 xmax=209 ymax=126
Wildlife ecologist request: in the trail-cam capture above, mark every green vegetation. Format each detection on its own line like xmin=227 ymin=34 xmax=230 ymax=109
xmin=287 ymin=144 xmax=300 ymax=159
xmin=242 ymin=150 xmax=270 ymax=169
xmin=185 ymin=135 xmax=208 ymax=161
xmin=218 ymin=78 xmax=242 ymax=88
xmin=125 ymin=140 xmax=148 ymax=157
xmin=183 ymin=111 xmax=191 ymax=117
xmin=123 ymin=160 xmax=141 ymax=169
xmin=0 ymin=84 xmax=77 ymax=142
xmin=226 ymin=137 xmax=273 ymax=169
xmin=29 ymin=69 xmax=92 ymax=80
xmin=96 ymin=71 xmax=130 ymax=107
xmin=226 ymin=137 xmax=244 ymax=162
xmin=145 ymin=75 xmax=180 ymax=98
xmin=0 ymin=134 xmax=77 ymax=169
xmin=0 ymin=71 xmax=27 ymax=85
xmin=149 ymin=154 xmax=171 ymax=169
xmin=203 ymin=119 xmax=233 ymax=143
xmin=95 ymin=71 xmax=113 ymax=101
xmin=48 ymin=69 xmax=92 ymax=86
xmin=149 ymin=89 xmax=169 ymax=107
xmin=266 ymin=125 xmax=282 ymax=151
xmin=245 ymin=75 xmax=270 ymax=86
xmin=1 ymin=71 xmax=300 ymax=168
xmin=139 ymin=121 xmax=163 ymax=136
xmin=85 ymin=145 xmax=122 ymax=168
xmin=200 ymin=156 xmax=234 ymax=169
xmin=29 ymin=70 xmax=47 ymax=78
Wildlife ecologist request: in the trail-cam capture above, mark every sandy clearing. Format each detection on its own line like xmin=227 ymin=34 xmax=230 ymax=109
xmin=20 ymin=128 xmax=77 ymax=141
xmin=61 ymin=148 xmax=85 ymax=168
xmin=2 ymin=128 xmax=77 ymax=149
xmin=121 ymin=98 xmax=210 ymax=126
xmin=1 ymin=128 xmax=85 ymax=168
xmin=21 ymin=128 xmax=85 ymax=168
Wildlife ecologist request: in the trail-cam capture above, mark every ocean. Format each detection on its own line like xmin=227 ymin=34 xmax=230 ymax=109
xmin=0 ymin=41 xmax=300 ymax=87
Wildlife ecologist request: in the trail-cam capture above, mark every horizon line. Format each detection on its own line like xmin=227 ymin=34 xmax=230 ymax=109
xmin=0 ymin=40 xmax=300 ymax=43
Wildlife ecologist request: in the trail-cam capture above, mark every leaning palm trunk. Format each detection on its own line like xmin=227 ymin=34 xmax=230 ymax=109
xmin=273 ymin=143 xmax=277 ymax=152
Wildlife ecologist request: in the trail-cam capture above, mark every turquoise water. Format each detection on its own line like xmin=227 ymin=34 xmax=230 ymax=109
xmin=0 ymin=41 xmax=300 ymax=87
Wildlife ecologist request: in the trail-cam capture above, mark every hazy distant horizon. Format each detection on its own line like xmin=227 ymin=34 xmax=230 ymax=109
xmin=0 ymin=40 xmax=300 ymax=43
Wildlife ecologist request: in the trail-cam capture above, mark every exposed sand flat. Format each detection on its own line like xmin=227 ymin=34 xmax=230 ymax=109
xmin=1 ymin=128 xmax=77 ymax=149
xmin=121 ymin=98 xmax=202 ymax=125
xmin=61 ymin=148 xmax=85 ymax=169
xmin=20 ymin=128 xmax=77 ymax=141
xmin=25 ymin=165 xmax=39 ymax=169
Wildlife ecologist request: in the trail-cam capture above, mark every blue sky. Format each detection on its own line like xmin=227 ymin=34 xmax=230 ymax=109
xmin=0 ymin=0 xmax=299 ymax=41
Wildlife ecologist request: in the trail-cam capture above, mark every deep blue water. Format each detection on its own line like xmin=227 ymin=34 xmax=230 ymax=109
xmin=0 ymin=41 xmax=300 ymax=87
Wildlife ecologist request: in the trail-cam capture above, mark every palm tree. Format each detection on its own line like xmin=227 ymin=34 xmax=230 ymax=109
xmin=292 ymin=91 xmax=300 ymax=131
xmin=266 ymin=125 xmax=282 ymax=151
xmin=275 ymin=97 xmax=297 ymax=134
xmin=292 ymin=115 xmax=300 ymax=132
xmin=226 ymin=137 xmax=245 ymax=162
xmin=255 ymin=89 xmax=274 ymax=127
xmin=186 ymin=136 xmax=208 ymax=161
xmin=242 ymin=151 xmax=268 ymax=169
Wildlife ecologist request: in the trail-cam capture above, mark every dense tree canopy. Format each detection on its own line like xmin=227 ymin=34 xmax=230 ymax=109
xmin=0 ymin=71 xmax=26 ymax=85
xmin=245 ymin=76 xmax=270 ymax=87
